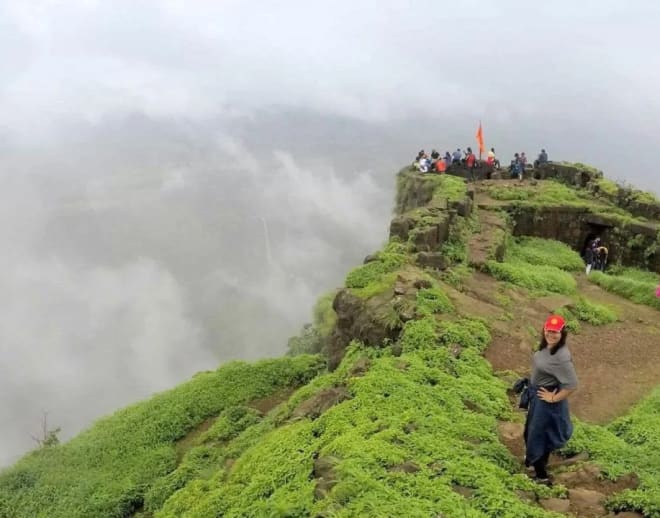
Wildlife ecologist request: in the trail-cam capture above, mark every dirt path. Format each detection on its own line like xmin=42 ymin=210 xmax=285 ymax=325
xmin=460 ymin=192 xmax=660 ymax=425
xmin=454 ymin=269 xmax=654 ymax=515
xmin=481 ymin=271 xmax=660 ymax=424
xmin=467 ymin=209 xmax=507 ymax=268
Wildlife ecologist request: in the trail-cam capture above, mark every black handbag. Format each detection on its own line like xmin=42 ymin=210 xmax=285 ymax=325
xmin=513 ymin=378 xmax=530 ymax=409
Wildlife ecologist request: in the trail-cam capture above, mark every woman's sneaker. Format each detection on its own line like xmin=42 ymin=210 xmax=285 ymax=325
xmin=533 ymin=475 xmax=553 ymax=487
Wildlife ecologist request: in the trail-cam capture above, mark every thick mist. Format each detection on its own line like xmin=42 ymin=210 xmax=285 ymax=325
xmin=2 ymin=0 xmax=660 ymax=466
xmin=0 ymin=116 xmax=397 ymax=465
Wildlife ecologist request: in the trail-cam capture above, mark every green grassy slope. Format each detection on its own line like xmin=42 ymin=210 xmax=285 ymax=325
xmin=0 ymin=356 xmax=324 ymax=518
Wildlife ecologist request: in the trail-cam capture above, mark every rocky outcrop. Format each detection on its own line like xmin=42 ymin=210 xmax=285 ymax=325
xmin=327 ymin=289 xmax=404 ymax=370
xmin=312 ymin=455 xmax=339 ymax=500
xmin=532 ymin=162 xmax=601 ymax=187
xmin=395 ymin=168 xmax=443 ymax=213
xmin=390 ymin=206 xmax=452 ymax=255
xmin=391 ymin=177 xmax=474 ymax=270
xmin=327 ymin=262 xmax=453 ymax=370
xmin=292 ymin=387 xmax=351 ymax=420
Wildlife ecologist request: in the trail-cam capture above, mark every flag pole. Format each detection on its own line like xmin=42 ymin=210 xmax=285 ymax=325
xmin=478 ymin=120 xmax=482 ymax=161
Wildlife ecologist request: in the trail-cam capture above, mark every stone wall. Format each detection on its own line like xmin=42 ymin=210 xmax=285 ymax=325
xmin=508 ymin=205 xmax=660 ymax=272
xmin=531 ymin=163 xmax=601 ymax=188
xmin=447 ymin=161 xmax=602 ymax=187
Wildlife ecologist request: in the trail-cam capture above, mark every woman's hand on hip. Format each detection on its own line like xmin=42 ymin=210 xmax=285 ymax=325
xmin=537 ymin=387 xmax=558 ymax=403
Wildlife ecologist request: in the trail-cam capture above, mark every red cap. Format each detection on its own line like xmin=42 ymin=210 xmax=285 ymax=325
xmin=544 ymin=315 xmax=566 ymax=332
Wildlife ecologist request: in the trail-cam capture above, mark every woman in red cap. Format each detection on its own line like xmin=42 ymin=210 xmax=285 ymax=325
xmin=524 ymin=314 xmax=578 ymax=484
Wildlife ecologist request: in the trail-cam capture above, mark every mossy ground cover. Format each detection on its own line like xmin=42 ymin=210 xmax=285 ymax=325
xmin=484 ymin=180 xmax=591 ymax=206
xmin=485 ymin=237 xmax=581 ymax=295
xmin=554 ymin=297 xmax=618 ymax=333
xmin=595 ymin=177 xmax=620 ymax=197
xmin=557 ymin=161 xmax=601 ymax=174
xmin=484 ymin=180 xmax=643 ymax=222
xmin=588 ymin=267 xmax=660 ymax=310
xmin=507 ymin=237 xmax=585 ymax=272
xmin=0 ymin=356 xmax=325 ymax=518
xmin=563 ymin=387 xmax=660 ymax=516
xmin=431 ymin=174 xmax=468 ymax=204
xmin=485 ymin=261 xmax=576 ymax=296
xmin=157 ymin=327 xmax=562 ymax=518
xmin=345 ymin=240 xmax=408 ymax=298
xmin=594 ymin=177 xmax=659 ymax=206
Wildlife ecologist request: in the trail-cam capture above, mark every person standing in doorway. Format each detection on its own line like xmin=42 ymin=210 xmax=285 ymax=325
xmin=524 ymin=315 xmax=578 ymax=485
xmin=584 ymin=246 xmax=594 ymax=275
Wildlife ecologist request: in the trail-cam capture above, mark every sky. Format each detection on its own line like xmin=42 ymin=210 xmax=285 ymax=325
xmin=1 ymin=0 xmax=659 ymax=466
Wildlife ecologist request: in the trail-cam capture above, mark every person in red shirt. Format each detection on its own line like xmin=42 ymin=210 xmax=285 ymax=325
xmin=435 ymin=159 xmax=447 ymax=173
xmin=465 ymin=148 xmax=477 ymax=181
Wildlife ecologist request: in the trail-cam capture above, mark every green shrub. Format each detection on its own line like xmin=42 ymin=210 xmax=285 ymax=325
xmin=508 ymin=237 xmax=584 ymax=272
xmin=572 ymin=298 xmax=618 ymax=325
xmin=486 ymin=180 xmax=590 ymax=207
xmin=595 ymin=178 xmax=619 ymax=197
xmin=345 ymin=241 xmax=408 ymax=293
xmin=441 ymin=240 xmax=468 ymax=263
xmin=589 ymin=271 xmax=660 ymax=310
xmin=606 ymin=266 xmax=660 ymax=284
xmin=416 ymin=287 xmax=454 ymax=316
xmin=555 ymin=298 xmax=618 ymax=333
xmin=485 ymin=260 xmax=577 ymax=295
xmin=287 ymin=290 xmax=340 ymax=356
xmin=313 ymin=291 xmax=338 ymax=337
xmin=440 ymin=264 xmax=473 ymax=289
xmin=432 ymin=174 xmax=468 ymax=203
xmin=437 ymin=318 xmax=491 ymax=352
xmin=287 ymin=324 xmax=325 ymax=356
xmin=345 ymin=257 xmax=404 ymax=290
xmin=399 ymin=317 xmax=438 ymax=353
xmin=553 ymin=307 xmax=581 ymax=334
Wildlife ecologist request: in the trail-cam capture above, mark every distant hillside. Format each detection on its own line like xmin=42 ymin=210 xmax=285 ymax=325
xmin=1 ymin=163 xmax=659 ymax=518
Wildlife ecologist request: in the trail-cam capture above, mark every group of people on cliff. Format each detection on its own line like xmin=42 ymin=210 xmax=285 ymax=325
xmin=413 ymin=148 xmax=471 ymax=173
xmin=413 ymin=147 xmax=548 ymax=179
xmin=509 ymin=149 xmax=548 ymax=179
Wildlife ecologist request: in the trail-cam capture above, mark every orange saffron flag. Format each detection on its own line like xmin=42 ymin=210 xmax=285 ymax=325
xmin=475 ymin=122 xmax=485 ymax=155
